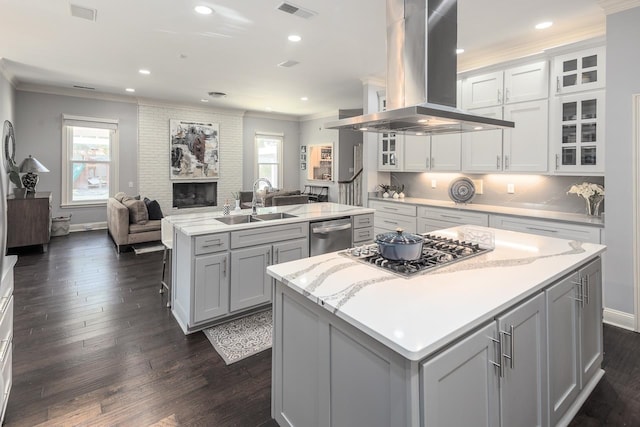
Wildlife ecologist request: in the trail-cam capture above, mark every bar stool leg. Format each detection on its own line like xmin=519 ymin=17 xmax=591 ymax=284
xmin=160 ymin=245 xmax=167 ymax=294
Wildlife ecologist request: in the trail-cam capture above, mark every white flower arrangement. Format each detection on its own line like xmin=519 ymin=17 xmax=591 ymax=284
xmin=567 ymin=182 xmax=605 ymax=200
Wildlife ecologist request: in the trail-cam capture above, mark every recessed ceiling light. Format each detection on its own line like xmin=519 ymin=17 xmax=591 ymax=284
xmin=535 ymin=21 xmax=553 ymax=30
xmin=301 ymin=96 xmax=308 ymax=101
xmin=139 ymin=69 xmax=151 ymax=75
xmin=266 ymin=107 xmax=273 ymax=111
xmin=416 ymin=132 xmax=424 ymax=136
xmin=474 ymin=126 xmax=484 ymax=130
xmin=125 ymin=88 xmax=135 ymax=93
xmin=200 ymin=99 xmax=209 ymax=103
xmin=359 ymin=127 xmax=368 ymax=131
xmin=288 ymin=34 xmax=302 ymax=42
xmin=456 ymin=48 xmax=465 ymax=54
xmin=195 ymin=5 xmax=213 ymax=15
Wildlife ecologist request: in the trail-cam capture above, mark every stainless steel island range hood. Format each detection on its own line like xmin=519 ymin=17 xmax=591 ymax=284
xmin=325 ymin=0 xmax=514 ymax=135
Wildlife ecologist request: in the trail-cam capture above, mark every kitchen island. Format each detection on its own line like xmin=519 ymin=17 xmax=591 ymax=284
xmin=267 ymin=226 xmax=606 ymax=427
xmin=163 ymin=202 xmax=374 ymax=334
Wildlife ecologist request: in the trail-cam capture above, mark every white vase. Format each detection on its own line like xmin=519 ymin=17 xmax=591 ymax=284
xmin=383 ymin=192 xmax=389 ymax=198
xmin=234 ymin=199 xmax=241 ymax=211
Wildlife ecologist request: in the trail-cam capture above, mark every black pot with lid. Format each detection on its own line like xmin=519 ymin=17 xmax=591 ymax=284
xmin=375 ymin=228 xmax=424 ymax=261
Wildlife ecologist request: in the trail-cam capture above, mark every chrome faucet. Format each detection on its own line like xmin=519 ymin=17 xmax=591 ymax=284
xmin=251 ymin=178 xmax=272 ymax=214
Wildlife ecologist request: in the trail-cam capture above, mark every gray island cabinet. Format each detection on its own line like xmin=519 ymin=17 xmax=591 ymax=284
xmin=267 ymin=227 xmax=605 ymax=427
xmin=163 ymin=203 xmax=374 ymax=334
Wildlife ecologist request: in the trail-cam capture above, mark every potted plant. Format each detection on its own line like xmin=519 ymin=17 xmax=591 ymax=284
xmin=377 ymin=184 xmax=391 ymax=198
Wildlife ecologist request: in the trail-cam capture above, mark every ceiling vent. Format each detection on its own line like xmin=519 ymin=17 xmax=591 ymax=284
xmin=70 ymin=3 xmax=97 ymax=21
xmin=276 ymin=2 xmax=317 ymax=19
xmin=277 ymin=60 xmax=300 ymax=68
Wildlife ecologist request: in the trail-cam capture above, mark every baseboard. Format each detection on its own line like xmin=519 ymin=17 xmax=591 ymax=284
xmin=603 ymin=307 xmax=636 ymax=331
xmin=69 ymin=221 xmax=107 ymax=232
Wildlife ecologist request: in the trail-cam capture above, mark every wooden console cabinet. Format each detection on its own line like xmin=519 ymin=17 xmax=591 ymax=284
xmin=7 ymin=192 xmax=52 ymax=251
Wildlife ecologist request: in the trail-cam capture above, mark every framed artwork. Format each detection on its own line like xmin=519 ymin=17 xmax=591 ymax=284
xmin=170 ymin=120 xmax=219 ymax=180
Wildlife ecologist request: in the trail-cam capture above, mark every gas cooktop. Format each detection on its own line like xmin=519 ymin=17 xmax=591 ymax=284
xmin=342 ymin=233 xmax=492 ymax=278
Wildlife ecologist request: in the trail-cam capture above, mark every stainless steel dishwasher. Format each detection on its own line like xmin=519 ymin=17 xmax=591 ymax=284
xmin=309 ymin=217 xmax=352 ymax=256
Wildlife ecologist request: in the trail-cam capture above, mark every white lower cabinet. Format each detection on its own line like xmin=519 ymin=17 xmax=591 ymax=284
xmin=0 ymin=256 xmax=15 ymax=424
xmin=230 ymin=238 xmax=308 ymax=312
xmin=547 ymin=258 xmax=602 ymax=426
xmin=490 ymin=214 xmax=601 ymax=243
xmin=421 ymin=292 xmax=547 ymax=427
xmin=194 ymin=253 xmax=229 ymax=323
xmin=417 ymin=206 xmax=489 ymax=233
xmin=369 ymin=200 xmax=417 ymax=235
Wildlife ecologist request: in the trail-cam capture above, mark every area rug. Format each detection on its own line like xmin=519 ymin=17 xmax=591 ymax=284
xmin=132 ymin=243 xmax=165 ymax=255
xmin=203 ymin=310 xmax=272 ymax=365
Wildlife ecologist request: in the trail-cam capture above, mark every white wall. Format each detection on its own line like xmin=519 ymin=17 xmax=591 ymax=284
xmin=0 ymin=66 xmax=15 ymax=197
xmin=14 ymin=90 xmax=138 ymax=225
xmin=138 ymin=103 xmax=243 ymax=215
xmin=242 ymin=113 xmax=300 ymax=190
xmin=299 ymin=114 xmax=339 ymax=201
xmin=603 ymin=7 xmax=640 ymax=317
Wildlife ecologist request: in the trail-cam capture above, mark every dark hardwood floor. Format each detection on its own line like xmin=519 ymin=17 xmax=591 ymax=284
xmin=6 ymin=231 xmax=278 ymax=426
xmin=5 ymin=230 xmax=640 ymax=426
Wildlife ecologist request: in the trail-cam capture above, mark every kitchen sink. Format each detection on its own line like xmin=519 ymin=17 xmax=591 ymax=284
xmin=215 ymin=214 xmax=262 ymax=225
xmin=216 ymin=212 xmax=297 ymax=225
xmin=253 ymin=212 xmax=297 ymax=221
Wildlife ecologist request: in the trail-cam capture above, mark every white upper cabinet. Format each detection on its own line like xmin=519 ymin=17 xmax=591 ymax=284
xmin=550 ymin=90 xmax=605 ymax=174
xmin=403 ymin=134 xmax=461 ymax=172
xmin=503 ymin=100 xmax=549 ymax=172
xmin=462 ymin=106 xmax=504 ymax=172
xmin=378 ymin=132 xmax=402 ymax=171
xmin=462 ymin=60 xmax=549 ymax=110
xmin=552 ymin=47 xmax=605 ymax=95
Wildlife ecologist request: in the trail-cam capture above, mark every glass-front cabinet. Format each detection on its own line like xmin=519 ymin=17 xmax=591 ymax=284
xmin=553 ymin=47 xmax=605 ymax=95
xmin=552 ymin=91 xmax=605 ymax=174
xmin=378 ymin=132 xmax=401 ymax=170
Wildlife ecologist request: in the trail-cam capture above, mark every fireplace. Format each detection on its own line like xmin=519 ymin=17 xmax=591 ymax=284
xmin=173 ymin=182 xmax=217 ymax=209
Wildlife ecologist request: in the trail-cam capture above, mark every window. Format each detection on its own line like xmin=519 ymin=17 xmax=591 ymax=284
xmin=62 ymin=115 xmax=119 ymax=206
xmin=255 ymin=133 xmax=283 ymax=189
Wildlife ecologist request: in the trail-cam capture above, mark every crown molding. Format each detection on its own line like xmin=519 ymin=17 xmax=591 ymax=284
xmin=243 ymin=110 xmax=299 ymax=121
xmin=598 ymin=0 xmax=640 ymax=14
xmin=299 ymin=110 xmax=338 ymax=122
xmin=360 ymin=76 xmax=386 ymax=88
xmin=0 ymin=59 xmax=18 ymax=87
xmin=136 ymin=97 xmax=246 ymax=117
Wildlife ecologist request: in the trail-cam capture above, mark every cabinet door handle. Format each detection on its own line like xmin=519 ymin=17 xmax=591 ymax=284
xmin=497 ymin=89 xmax=502 ymax=103
xmin=202 ymin=240 xmax=223 ymax=248
xmin=431 ymin=157 xmax=435 ymax=169
xmin=556 ymin=76 xmax=561 ymax=93
xmin=496 ymin=155 xmax=501 ymax=170
xmin=440 ymin=214 xmax=462 ymax=220
xmin=490 ymin=335 xmax=503 ymax=377
xmin=383 ymin=207 xmax=399 ymax=211
xmin=426 ymin=157 xmax=430 ymax=169
xmin=583 ymin=276 xmax=590 ymax=305
xmin=223 ymin=257 xmax=227 ymax=276
xmin=555 ymin=154 xmax=560 ymax=170
xmin=0 ymin=337 xmax=10 ymax=364
xmin=526 ymin=226 xmax=557 ymax=234
xmin=573 ymin=280 xmax=585 ymax=307
xmin=500 ymin=325 xmax=515 ymax=370
xmin=275 ymin=248 xmax=279 ymax=264
xmin=382 ymin=220 xmax=399 ymax=225
xmin=504 ymin=155 xmax=509 ymax=170
xmin=505 ymin=88 xmax=510 ymax=103
xmin=267 ymin=249 xmax=271 ymax=266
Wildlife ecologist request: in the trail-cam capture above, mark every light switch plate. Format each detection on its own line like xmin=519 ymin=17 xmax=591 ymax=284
xmin=507 ymin=183 xmax=515 ymax=194
xmin=472 ymin=179 xmax=483 ymax=195
xmin=431 ymin=179 xmax=437 ymax=189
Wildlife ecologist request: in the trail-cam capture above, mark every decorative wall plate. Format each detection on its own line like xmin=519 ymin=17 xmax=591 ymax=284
xmin=448 ymin=177 xmax=476 ymax=204
xmin=3 ymin=120 xmax=16 ymax=170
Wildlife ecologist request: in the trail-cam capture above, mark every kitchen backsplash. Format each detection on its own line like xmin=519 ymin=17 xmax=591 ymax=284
xmin=388 ymin=172 xmax=605 ymax=214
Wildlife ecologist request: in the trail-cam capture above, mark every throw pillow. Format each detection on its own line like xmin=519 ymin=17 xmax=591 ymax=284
xmin=144 ymin=197 xmax=164 ymax=220
xmin=122 ymin=198 xmax=148 ymax=225
xmin=114 ymin=192 xmax=127 ymax=203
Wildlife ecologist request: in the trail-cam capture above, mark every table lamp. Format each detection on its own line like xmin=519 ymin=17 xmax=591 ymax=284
xmin=19 ymin=155 xmax=49 ymax=193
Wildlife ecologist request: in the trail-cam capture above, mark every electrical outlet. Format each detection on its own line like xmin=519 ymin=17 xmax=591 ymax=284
xmin=431 ymin=179 xmax=437 ymax=189
xmin=128 ymin=181 xmax=134 ymax=188
xmin=507 ymin=183 xmax=515 ymax=194
xmin=472 ymin=179 xmax=483 ymax=195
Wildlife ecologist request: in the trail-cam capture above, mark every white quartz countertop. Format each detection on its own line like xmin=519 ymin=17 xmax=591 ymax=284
xmin=2 ymin=256 xmax=17 ymax=283
xmin=369 ymin=196 xmax=604 ymax=227
xmin=163 ymin=202 xmax=375 ymax=237
xmin=266 ymin=226 xmax=606 ymax=361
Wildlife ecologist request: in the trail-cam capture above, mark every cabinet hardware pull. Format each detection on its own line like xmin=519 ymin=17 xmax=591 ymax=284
xmin=556 ymin=76 xmax=561 ymax=93
xmin=383 ymin=207 xmax=398 ymax=211
xmin=267 ymin=250 xmax=271 ymax=266
xmin=496 ymin=155 xmax=501 ymax=170
xmin=275 ymin=248 xmax=279 ymax=264
xmin=497 ymin=89 xmax=502 ymax=103
xmin=426 ymin=157 xmax=430 ymax=169
xmin=202 ymin=241 xmax=223 ymax=248
xmin=573 ymin=280 xmax=585 ymax=307
xmin=431 ymin=157 xmax=435 ymax=169
xmin=383 ymin=220 xmax=398 ymax=225
xmin=0 ymin=337 xmax=10 ymax=363
xmin=441 ymin=214 xmax=462 ymax=220
xmin=501 ymin=326 xmax=515 ymax=370
xmin=555 ymin=154 xmax=560 ymax=170
xmin=0 ymin=297 xmax=9 ymax=315
xmin=526 ymin=227 xmax=557 ymax=233
xmin=505 ymin=88 xmax=510 ymax=103
xmin=490 ymin=336 xmax=503 ymax=377
xmin=583 ymin=276 xmax=590 ymax=305
xmin=504 ymin=155 xmax=509 ymax=170
xmin=223 ymin=257 xmax=227 ymax=276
